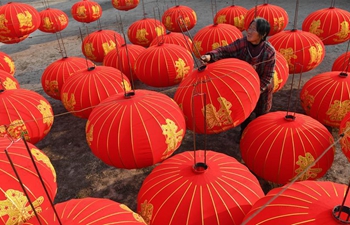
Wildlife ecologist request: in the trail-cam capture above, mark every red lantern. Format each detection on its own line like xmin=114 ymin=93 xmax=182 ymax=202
xmin=127 ymin=18 xmax=165 ymax=47
xmin=302 ymin=7 xmax=350 ymax=45
xmin=339 ymin=112 xmax=350 ymax=162
xmin=242 ymin=181 xmax=350 ymax=224
xmin=269 ymin=29 xmax=325 ymax=73
xmin=174 ymin=58 xmax=260 ymax=134
xmin=103 ymin=44 xmax=146 ymax=81
xmin=0 ymin=2 xmax=40 ymax=39
xmin=0 ymin=137 xmax=57 ymax=225
xmin=0 ymin=34 xmax=29 ymax=44
xmin=332 ymin=51 xmax=350 ymax=72
xmin=134 ymin=43 xmax=194 ymax=87
xmin=193 ymin=23 xmax=243 ymax=58
xmin=86 ymin=89 xmax=186 ymax=169
xmin=273 ymin=50 xmax=289 ymax=93
xmin=0 ymin=51 xmax=15 ymax=76
xmin=38 ymin=8 xmax=69 ymax=33
xmin=111 ymin=0 xmax=139 ymax=11
xmin=71 ymin=0 xmax=102 ymax=23
xmin=162 ymin=5 xmax=197 ymax=32
xmin=240 ymin=111 xmax=334 ymax=185
xmin=137 ymin=150 xmax=264 ymax=225
xmin=0 ymin=89 xmax=54 ymax=144
xmin=244 ymin=3 xmax=289 ymax=36
xmin=150 ymin=32 xmax=193 ymax=53
xmin=53 ymin=198 xmax=146 ymax=224
xmin=300 ymin=71 xmax=350 ymax=128
xmin=0 ymin=70 xmax=20 ymax=90
xmin=82 ymin=29 xmax=124 ymax=63
xmin=214 ymin=5 xmax=248 ymax=31
xmin=61 ymin=66 xmax=130 ymax=119
xmin=41 ymin=56 xmax=95 ymax=100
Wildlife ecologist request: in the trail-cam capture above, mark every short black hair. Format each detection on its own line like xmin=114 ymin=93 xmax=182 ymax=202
xmin=249 ymin=18 xmax=270 ymax=41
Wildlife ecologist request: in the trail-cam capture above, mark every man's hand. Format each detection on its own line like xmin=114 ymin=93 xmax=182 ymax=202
xmin=200 ymin=55 xmax=211 ymax=62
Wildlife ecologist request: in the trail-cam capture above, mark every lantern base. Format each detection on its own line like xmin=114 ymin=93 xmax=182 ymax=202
xmin=192 ymin=162 xmax=208 ymax=173
xmin=332 ymin=205 xmax=350 ymax=223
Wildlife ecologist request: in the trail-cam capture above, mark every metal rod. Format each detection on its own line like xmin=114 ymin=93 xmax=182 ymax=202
xmin=79 ymin=26 xmax=95 ymax=70
xmin=293 ymin=70 xmax=303 ymax=117
xmin=337 ymin=179 xmax=350 ymax=218
xmin=331 ymin=0 xmax=336 ymax=7
xmin=293 ymin=0 xmax=300 ymax=30
xmin=22 ymin=137 xmax=63 ymax=225
xmin=4 ymin=149 xmax=43 ymax=225
xmin=342 ymin=39 xmax=350 ymax=73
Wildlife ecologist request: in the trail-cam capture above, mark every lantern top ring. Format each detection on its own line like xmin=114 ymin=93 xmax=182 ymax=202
xmin=192 ymin=162 xmax=208 ymax=174
xmin=332 ymin=205 xmax=350 ymax=224
xmin=198 ymin=65 xmax=207 ymax=72
xmin=339 ymin=72 xmax=348 ymax=78
xmin=284 ymin=115 xmax=296 ymax=121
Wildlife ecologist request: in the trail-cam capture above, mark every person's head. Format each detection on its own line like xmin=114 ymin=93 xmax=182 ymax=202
xmin=246 ymin=18 xmax=270 ymax=44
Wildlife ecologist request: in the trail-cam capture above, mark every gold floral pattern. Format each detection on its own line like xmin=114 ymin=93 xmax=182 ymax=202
xmin=37 ymin=100 xmax=54 ymax=131
xmin=202 ymin=97 xmax=234 ymax=130
xmin=175 ymin=58 xmax=190 ymax=81
xmin=2 ymin=77 xmax=17 ymax=90
xmin=6 ymin=120 xmax=30 ymax=141
xmin=309 ymin=20 xmax=323 ymax=36
xmin=136 ymin=28 xmax=149 ymax=44
xmin=86 ymin=120 xmax=93 ymax=146
xmin=292 ymin=152 xmax=322 ymax=181
xmin=300 ymin=90 xmax=314 ymax=114
xmin=17 ymin=11 xmax=35 ymax=32
xmin=161 ymin=119 xmax=184 ymax=159
xmin=308 ymin=43 xmax=323 ymax=69
xmin=334 ymin=21 xmax=350 ymax=42
xmin=102 ymin=40 xmax=116 ymax=56
xmin=4 ymin=56 xmax=15 ymax=74
xmin=62 ymin=93 xmax=76 ymax=112
xmin=279 ymin=48 xmax=297 ymax=72
xmin=273 ymin=17 xmax=285 ymax=32
xmin=31 ymin=148 xmax=57 ymax=182
xmin=44 ymin=80 xmax=59 ymax=97
xmin=140 ymin=200 xmax=153 ymax=225
xmin=326 ymin=99 xmax=350 ymax=122
xmin=84 ymin=43 xmax=96 ymax=60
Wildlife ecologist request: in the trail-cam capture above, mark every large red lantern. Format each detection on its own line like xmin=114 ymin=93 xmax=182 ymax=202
xmin=41 ymin=56 xmax=95 ymax=100
xmin=82 ymin=29 xmax=124 ymax=63
xmin=111 ymin=0 xmax=139 ymax=11
xmin=150 ymin=32 xmax=193 ymax=53
xmin=174 ymin=58 xmax=260 ymax=134
xmin=269 ymin=29 xmax=325 ymax=73
xmin=214 ymin=4 xmax=248 ymax=31
xmin=127 ymin=18 xmax=165 ymax=47
xmin=300 ymin=71 xmax=350 ymax=128
xmin=71 ymin=0 xmax=102 ymax=23
xmin=86 ymin=89 xmax=186 ymax=169
xmin=302 ymin=7 xmax=350 ymax=45
xmin=0 ymin=89 xmax=54 ymax=144
xmin=193 ymin=23 xmax=243 ymax=58
xmin=103 ymin=44 xmax=146 ymax=81
xmin=0 ymin=137 xmax=57 ymax=225
xmin=61 ymin=66 xmax=130 ymax=119
xmin=240 ymin=111 xmax=334 ymax=185
xmin=137 ymin=150 xmax=264 ymax=225
xmin=242 ymin=181 xmax=350 ymax=224
xmin=0 ymin=51 xmax=15 ymax=76
xmin=332 ymin=51 xmax=350 ymax=72
xmin=52 ymin=198 xmax=146 ymax=224
xmin=339 ymin=112 xmax=350 ymax=162
xmin=244 ymin=3 xmax=289 ymax=36
xmin=273 ymin=50 xmax=289 ymax=93
xmin=134 ymin=43 xmax=194 ymax=87
xmin=0 ymin=2 xmax=40 ymax=39
xmin=0 ymin=70 xmax=20 ymax=90
xmin=38 ymin=8 xmax=69 ymax=33
xmin=162 ymin=5 xmax=197 ymax=32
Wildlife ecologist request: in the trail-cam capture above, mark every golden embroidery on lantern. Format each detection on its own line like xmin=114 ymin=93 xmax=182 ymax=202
xmin=340 ymin=121 xmax=350 ymax=160
xmin=309 ymin=20 xmax=323 ymax=36
xmin=0 ymin=189 xmax=44 ymax=225
xmin=31 ymin=148 xmax=57 ymax=182
xmin=175 ymin=58 xmax=190 ymax=81
xmin=42 ymin=17 xmax=53 ymax=30
xmin=300 ymin=90 xmax=314 ymax=114
xmin=17 ymin=11 xmax=35 ymax=32
xmin=192 ymin=11 xmax=197 ymax=21
xmin=0 ymin=14 xmax=10 ymax=33
xmin=123 ymin=80 xmax=131 ymax=91
xmin=193 ymin=41 xmax=203 ymax=57
xmin=62 ymin=93 xmax=76 ymax=112
xmin=273 ymin=17 xmax=285 ymax=32
xmin=181 ymin=17 xmax=191 ymax=29
xmin=3 ymin=77 xmax=17 ymax=90
xmin=76 ymin=6 xmax=87 ymax=19
xmin=279 ymin=48 xmax=297 ymax=72
xmin=308 ymin=43 xmax=323 ymax=68
xmin=140 ymin=200 xmax=153 ymax=225
xmin=59 ymin=14 xmax=68 ymax=25
xmin=334 ymin=21 xmax=350 ymax=42
xmin=155 ymin=26 xmax=164 ymax=36
xmin=136 ymin=29 xmax=149 ymax=44
xmin=164 ymin=16 xmax=173 ymax=30
xmin=216 ymin=15 xmax=226 ymax=24
xmin=7 ymin=120 xmax=30 ymax=141
xmin=161 ymin=119 xmax=184 ymax=159
xmin=203 ymin=97 xmax=234 ymax=129
xmin=91 ymin=5 xmax=101 ymax=18
xmin=273 ymin=71 xmax=282 ymax=91
xmin=86 ymin=121 xmax=93 ymax=146
xmin=45 ymin=80 xmax=59 ymax=97
xmin=292 ymin=153 xmax=322 ymax=181
xmin=0 ymin=125 xmax=6 ymax=137
xmin=234 ymin=15 xmax=245 ymax=30
xmin=37 ymin=100 xmax=54 ymax=128
xmin=4 ymin=56 xmax=15 ymax=74
xmin=120 ymin=204 xmax=146 ymax=222
xmin=102 ymin=40 xmax=116 ymax=56
xmin=326 ymin=99 xmax=350 ymax=122
xmin=84 ymin=43 xmax=97 ymax=60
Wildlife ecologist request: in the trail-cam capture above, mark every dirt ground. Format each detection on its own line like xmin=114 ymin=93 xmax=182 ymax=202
xmin=2 ymin=0 xmax=350 ymax=213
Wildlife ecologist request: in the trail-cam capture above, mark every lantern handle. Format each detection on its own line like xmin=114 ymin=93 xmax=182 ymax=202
xmin=292 ymin=0 xmax=300 ymax=31
xmin=330 ymin=0 xmax=336 ymax=8
xmin=210 ymin=0 xmax=218 ymax=22
xmin=55 ymin=31 xmax=68 ymax=58
xmin=4 ymin=148 xmax=43 ymax=225
xmin=78 ymin=26 xmax=96 ymax=71
xmin=340 ymin=39 xmax=350 ymax=73
xmin=21 ymin=136 xmax=63 ymax=225
xmin=286 ymin=61 xmax=303 ymax=118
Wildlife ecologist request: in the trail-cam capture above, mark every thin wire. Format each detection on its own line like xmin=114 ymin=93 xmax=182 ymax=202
xmin=293 ymin=0 xmax=300 ymax=30
xmin=331 ymin=0 xmax=336 ymax=7
xmin=341 ymin=39 xmax=350 ymax=73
